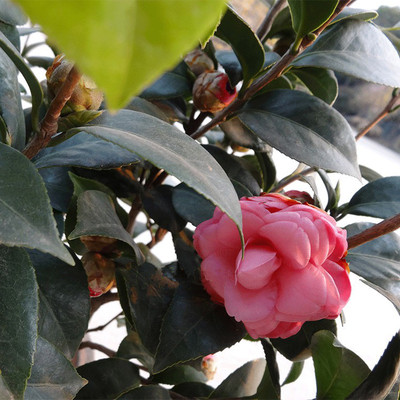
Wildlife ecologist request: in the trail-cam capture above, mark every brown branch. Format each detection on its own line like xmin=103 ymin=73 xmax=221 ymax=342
xmin=87 ymin=312 xmax=123 ymax=333
xmin=347 ymin=213 xmax=400 ymax=250
xmin=190 ymin=0 xmax=352 ymax=141
xmin=356 ymin=92 xmax=400 ymax=141
xmin=256 ymin=0 xmax=288 ymax=42
xmin=23 ymin=66 xmax=81 ymax=159
xmin=126 ymin=195 xmax=143 ymax=236
xmin=80 ymin=341 xmax=116 ymax=357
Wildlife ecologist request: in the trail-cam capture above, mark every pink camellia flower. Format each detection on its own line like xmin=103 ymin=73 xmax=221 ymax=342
xmin=193 ymin=193 xmax=351 ymax=339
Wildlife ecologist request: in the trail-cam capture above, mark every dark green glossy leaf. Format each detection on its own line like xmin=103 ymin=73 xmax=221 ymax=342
xmin=34 ymin=132 xmax=140 ymax=169
xmin=142 ymin=185 xmax=186 ymax=233
xmin=291 ymin=67 xmax=338 ymax=105
xmin=271 ymin=319 xmax=337 ymax=361
xmin=347 ymin=331 xmax=400 ymax=400
xmin=116 ymin=263 xmax=178 ymax=356
xmin=288 ymin=0 xmax=338 ymax=40
xmin=68 ymin=110 xmax=243 ymax=241
xmin=255 ymin=151 xmax=276 ymax=193
xmin=215 ymin=7 xmax=265 ymax=85
xmin=172 ymin=183 xmax=215 ymax=227
xmin=282 ymin=361 xmax=304 ymax=386
xmin=330 ymin=8 xmax=378 ymax=25
xmin=253 ymin=358 xmax=281 ymax=400
xmin=140 ymin=62 xmax=192 ymax=100
xmin=153 ymin=364 xmax=207 ymax=385
xmin=215 ymin=50 xmax=242 ymax=86
xmin=38 ymin=167 xmax=74 ymax=213
xmin=346 ymin=222 xmax=400 ymax=311
xmin=76 ymin=358 xmax=140 ymax=400
xmin=16 ymin=0 xmax=227 ymax=109
xmin=266 ymin=6 xmax=294 ymax=40
xmin=69 ymin=190 xmax=143 ymax=262
xmin=0 ymin=43 xmax=25 ymax=149
xmin=28 ymin=250 xmax=90 ymax=360
xmin=125 ymin=97 xmax=169 ymax=122
xmin=292 ymin=19 xmax=400 ymax=88
xmin=210 ymin=359 xmax=266 ymax=398
xmin=0 ymin=246 xmax=38 ymax=400
xmin=154 ymin=283 xmax=246 ymax=373
xmin=342 ymin=176 xmax=400 ymax=219
xmin=25 ymin=336 xmax=87 ymax=399
xmin=0 ymin=0 xmax=27 ymax=25
xmin=238 ymin=90 xmax=360 ymax=178
xmin=117 ymin=385 xmax=171 ymax=400
xmin=172 ymin=382 xmax=213 ymax=398
xmin=311 ymin=331 xmax=370 ymax=399
xmin=0 ymin=143 xmax=73 ymax=264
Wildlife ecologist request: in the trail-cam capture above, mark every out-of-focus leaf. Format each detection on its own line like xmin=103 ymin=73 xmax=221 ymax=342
xmin=15 ymin=0 xmax=227 ymax=109
xmin=125 ymin=97 xmax=169 ymax=122
xmin=153 ymin=364 xmax=207 ymax=385
xmin=0 ymin=0 xmax=27 ymax=25
xmin=292 ymin=19 xmax=400 ymax=88
xmin=238 ymin=90 xmax=360 ymax=178
xmin=76 ymin=359 xmax=140 ymax=400
xmin=311 ymin=331 xmax=370 ymax=399
xmin=215 ymin=7 xmax=264 ymax=86
xmin=359 ymin=165 xmax=383 ymax=182
xmin=215 ymin=50 xmax=242 ymax=86
xmin=342 ymin=176 xmax=400 ymax=219
xmin=118 ymin=385 xmax=172 ymax=400
xmin=346 ymin=222 xmax=400 ymax=312
xmin=28 ymin=250 xmax=90 ymax=360
xmin=0 ymin=143 xmax=73 ymax=264
xmin=25 ymin=336 xmax=87 ymax=399
xmin=172 ymin=382 xmax=214 ymax=398
xmin=210 ymin=359 xmax=266 ymax=398
xmin=330 ymin=8 xmax=378 ymax=24
xmin=154 ymin=283 xmax=246 ymax=373
xmin=0 ymin=246 xmax=38 ymax=400
xmin=347 ymin=331 xmax=400 ymax=400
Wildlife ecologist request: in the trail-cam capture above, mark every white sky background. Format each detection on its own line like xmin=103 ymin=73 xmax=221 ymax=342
xmin=352 ymin=0 xmax=400 ymax=8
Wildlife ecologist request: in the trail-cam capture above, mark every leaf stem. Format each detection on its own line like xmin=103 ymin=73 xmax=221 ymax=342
xmin=271 ymin=167 xmax=317 ymax=193
xmin=347 ymin=213 xmax=400 ymax=250
xmin=256 ymin=0 xmax=288 ymax=42
xmin=23 ymin=65 xmax=81 ymax=159
xmin=355 ymin=92 xmax=400 ymax=141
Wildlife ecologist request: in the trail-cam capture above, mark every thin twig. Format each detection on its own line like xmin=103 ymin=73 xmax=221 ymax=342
xmin=87 ymin=312 xmax=123 ymax=333
xmin=271 ymin=167 xmax=317 ymax=193
xmin=347 ymin=213 xmax=400 ymax=250
xmin=80 ymin=341 xmax=116 ymax=357
xmin=356 ymin=92 xmax=400 ymax=141
xmin=256 ymin=0 xmax=288 ymax=42
xmin=23 ymin=66 xmax=81 ymax=159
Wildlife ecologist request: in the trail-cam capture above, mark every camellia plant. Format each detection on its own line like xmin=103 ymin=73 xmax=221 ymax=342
xmin=1 ymin=0 xmax=400 ymax=398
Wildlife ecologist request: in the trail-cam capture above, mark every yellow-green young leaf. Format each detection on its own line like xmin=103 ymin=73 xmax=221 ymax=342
xmin=14 ymin=0 xmax=227 ymax=109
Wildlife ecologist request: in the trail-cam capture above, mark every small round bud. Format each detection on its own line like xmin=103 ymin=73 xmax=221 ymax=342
xmin=184 ymin=49 xmax=214 ymax=76
xmin=80 ymin=235 xmax=118 ymax=255
xmin=192 ymin=71 xmax=237 ymax=113
xmin=81 ymin=252 xmax=116 ymax=297
xmin=46 ymin=54 xmax=103 ymax=112
xmin=201 ymin=354 xmax=217 ymax=380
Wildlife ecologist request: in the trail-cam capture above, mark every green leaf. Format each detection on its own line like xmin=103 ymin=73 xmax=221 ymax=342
xmin=34 ymin=132 xmax=140 ymax=169
xmin=347 ymin=331 xmax=400 ymax=400
xmin=57 ymin=110 xmax=103 ymax=132
xmin=28 ymin=250 xmax=90 ymax=360
xmin=311 ymin=331 xmax=370 ymax=399
xmin=215 ymin=7 xmax=265 ymax=86
xmin=125 ymin=97 xmax=169 ymax=122
xmin=0 ymin=21 xmax=20 ymax=52
xmin=210 ymin=359 xmax=266 ymax=398
xmin=0 ymin=0 xmax=27 ymax=25
xmin=68 ymin=109 xmax=243 ymax=240
xmin=0 ymin=41 xmax=25 ymax=149
xmin=69 ymin=190 xmax=143 ymax=262
xmin=25 ymin=336 xmax=87 ymax=399
xmin=342 ymin=176 xmax=400 ymax=219
xmin=153 ymin=364 xmax=207 ymax=385
xmin=215 ymin=50 xmax=243 ymax=86
xmin=330 ymin=8 xmax=378 ymax=25
xmin=116 ymin=263 xmax=178 ymax=357
xmin=0 ymin=143 xmax=73 ymax=264
xmin=359 ymin=165 xmax=383 ymax=182
xmin=172 ymin=382 xmax=213 ymax=398
xmin=282 ymin=361 xmax=305 ymax=386
xmin=238 ymin=89 xmax=360 ymax=178
xmin=76 ymin=358 xmax=140 ymax=399
xmin=15 ymin=0 xmax=227 ymax=109
xmin=292 ymin=19 xmax=400 ymax=88
xmin=288 ymin=0 xmax=339 ymax=41
xmin=153 ymin=283 xmax=246 ymax=373
xmin=346 ymin=222 xmax=400 ymax=312
xmin=0 ymin=246 xmax=38 ymax=400
xmin=291 ymin=67 xmax=338 ymax=105
xmin=117 ymin=385 xmax=171 ymax=400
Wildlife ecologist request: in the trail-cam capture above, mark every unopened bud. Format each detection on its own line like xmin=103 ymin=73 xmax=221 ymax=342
xmin=192 ymin=71 xmax=237 ymax=113
xmin=201 ymin=354 xmax=217 ymax=380
xmin=184 ymin=49 xmax=214 ymax=76
xmin=81 ymin=252 xmax=116 ymax=297
xmin=46 ymin=54 xmax=103 ymax=112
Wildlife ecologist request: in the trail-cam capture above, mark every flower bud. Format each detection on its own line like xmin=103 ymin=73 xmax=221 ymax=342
xmin=81 ymin=252 xmax=116 ymax=297
xmin=46 ymin=54 xmax=103 ymax=112
xmin=192 ymin=71 xmax=237 ymax=113
xmin=201 ymin=354 xmax=217 ymax=380
xmin=184 ymin=49 xmax=214 ymax=76
xmin=80 ymin=235 xmax=119 ymax=255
